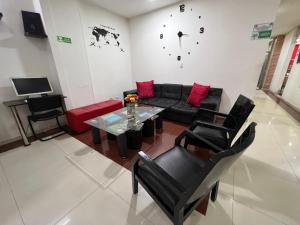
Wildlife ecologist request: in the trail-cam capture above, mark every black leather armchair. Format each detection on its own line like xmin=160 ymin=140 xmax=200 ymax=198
xmin=185 ymin=94 xmax=255 ymax=151
xmin=132 ymin=122 xmax=257 ymax=225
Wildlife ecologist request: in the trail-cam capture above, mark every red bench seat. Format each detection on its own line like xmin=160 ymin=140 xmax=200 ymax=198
xmin=66 ymin=100 xmax=123 ymax=133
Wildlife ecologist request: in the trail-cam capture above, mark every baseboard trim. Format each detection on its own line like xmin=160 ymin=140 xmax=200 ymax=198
xmin=0 ymin=126 xmax=69 ymax=154
xmin=265 ymin=90 xmax=300 ymax=123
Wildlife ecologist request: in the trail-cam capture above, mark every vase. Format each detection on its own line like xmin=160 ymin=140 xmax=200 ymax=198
xmin=127 ymin=103 xmax=136 ymax=119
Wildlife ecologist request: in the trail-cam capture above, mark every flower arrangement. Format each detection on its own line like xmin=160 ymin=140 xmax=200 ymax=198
xmin=124 ymin=94 xmax=138 ymax=104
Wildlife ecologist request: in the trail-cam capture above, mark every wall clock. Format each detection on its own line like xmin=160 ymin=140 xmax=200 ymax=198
xmin=159 ymin=3 xmax=205 ymax=68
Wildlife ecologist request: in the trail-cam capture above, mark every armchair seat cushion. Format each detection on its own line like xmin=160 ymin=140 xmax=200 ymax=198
xmin=188 ymin=126 xmax=228 ymax=149
xmin=138 ymin=146 xmax=205 ymax=210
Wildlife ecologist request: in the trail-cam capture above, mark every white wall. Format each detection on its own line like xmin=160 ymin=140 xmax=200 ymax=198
xmin=0 ymin=0 xmax=62 ymax=145
xmin=40 ymin=0 xmax=133 ymax=110
xmin=130 ymin=0 xmax=280 ymax=112
xmin=270 ymin=28 xmax=299 ymax=93
xmin=79 ymin=1 xmax=133 ymax=102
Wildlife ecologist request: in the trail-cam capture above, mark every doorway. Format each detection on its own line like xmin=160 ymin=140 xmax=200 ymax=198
xmin=278 ymin=40 xmax=300 ymax=95
xmin=257 ymin=39 xmax=275 ymax=89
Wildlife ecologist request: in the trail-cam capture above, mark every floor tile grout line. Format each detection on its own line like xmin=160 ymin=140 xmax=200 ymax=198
xmin=53 ymin=187 xmax=100 ymax=225
xmin=271 ymin=131 xmax=300 ymax=184
xmin=232 ymin=197 xmax=289 ymax=225
xmin=65 ymin=154 xmax=126 ymax=188
xmin=107 ymin=186 xmax=156 ymax=225
xmin=0 ymin=160 xmax=26 ymax=225
xmin=233 ymin=91 xmax=294 ymax=225
xmin=265 ymin=108 xmax=300 ymax=184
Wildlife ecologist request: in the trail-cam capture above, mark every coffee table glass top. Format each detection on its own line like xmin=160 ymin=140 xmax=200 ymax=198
xmin=85 ymin=106 xmax=164 ymax=136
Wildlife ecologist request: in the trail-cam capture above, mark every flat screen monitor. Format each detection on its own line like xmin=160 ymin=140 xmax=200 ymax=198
xmin=11 ymin=77 xmax=53 ymax=97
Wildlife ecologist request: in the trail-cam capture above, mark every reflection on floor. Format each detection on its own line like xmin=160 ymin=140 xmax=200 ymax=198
xmin=1 ymin=91 xmax=300 ymax=225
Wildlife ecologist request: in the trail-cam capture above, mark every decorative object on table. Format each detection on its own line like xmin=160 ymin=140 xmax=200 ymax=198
xmin=124 ymin=94 xmax=138 ymax=119
xmin=159 ymin=2 xmax=206 ymax=68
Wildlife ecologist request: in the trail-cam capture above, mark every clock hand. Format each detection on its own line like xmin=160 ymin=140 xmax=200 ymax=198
xmin=179 ymin=36 xmax=181 ymax=48
xmin=177 ymin=31 xmax=189 ymax=38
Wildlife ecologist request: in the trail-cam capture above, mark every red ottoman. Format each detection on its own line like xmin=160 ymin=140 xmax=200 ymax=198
xmin=66 ymin=100 xmax=123 ymax=133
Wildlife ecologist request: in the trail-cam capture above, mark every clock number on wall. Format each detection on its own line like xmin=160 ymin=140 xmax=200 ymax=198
xmin=179 ymin=4 xmax=185 ymax=12
xmin=160 ymin=34 xmax=163 ymax=39
xmin=200 ymin=27 xmax=205 ymax=34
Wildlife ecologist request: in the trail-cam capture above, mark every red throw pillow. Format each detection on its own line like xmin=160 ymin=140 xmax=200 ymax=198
xmin=136 ymin=80 xmax=154 ymax=99
xmin=187 ymin=83 xmax=210 ymax=107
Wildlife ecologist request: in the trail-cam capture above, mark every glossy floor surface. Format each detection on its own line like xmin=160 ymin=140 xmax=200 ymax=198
xmin=1 ymin=91 xmax=300 ymax=225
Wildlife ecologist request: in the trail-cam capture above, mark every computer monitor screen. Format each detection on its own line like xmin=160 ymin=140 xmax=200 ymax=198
xmin=11 ymin=77 xmax=53 ymax=97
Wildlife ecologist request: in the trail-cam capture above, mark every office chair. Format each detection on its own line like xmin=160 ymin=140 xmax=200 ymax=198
xmin=27 ymin=95 xmax=66 ymax=141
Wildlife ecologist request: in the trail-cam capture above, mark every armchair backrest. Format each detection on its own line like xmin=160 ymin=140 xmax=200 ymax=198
xmin=187 ymin=122 xmax=256 ymax=204
xmin=27 ymin=95 xmax=64 ymax=114
xmin=223 ymin=95 xmax=255 ymax=140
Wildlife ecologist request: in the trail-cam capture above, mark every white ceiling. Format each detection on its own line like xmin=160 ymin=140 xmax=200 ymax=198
xmin=83 ymin=0 xmax=300 ymax=36
xmin=83 ymin=0 xmax=183 ymax=18
xmin=272 ymin=0 xmax=300 ymax=36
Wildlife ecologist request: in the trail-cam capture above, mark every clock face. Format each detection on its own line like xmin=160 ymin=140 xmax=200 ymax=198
xmin=159 ymin=3 xmax=206 ymax=68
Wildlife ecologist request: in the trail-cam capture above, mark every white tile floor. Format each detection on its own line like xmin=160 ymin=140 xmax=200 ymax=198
xmin=1 ymin=91 xmax=300 ymax=225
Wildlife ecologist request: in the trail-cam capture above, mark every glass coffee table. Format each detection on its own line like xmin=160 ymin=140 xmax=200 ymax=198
xmin=85 ymin=106 xmax=164 ymax=157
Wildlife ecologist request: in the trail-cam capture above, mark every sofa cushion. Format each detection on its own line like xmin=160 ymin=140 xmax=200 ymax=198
xmin=165 ymin=101 xmax=198 ymax=124
xmin=153 ymin=84 xmax=162 ymax=97
xmin=187 ymin=83 xmax=210 ymax=107
xmin=136 ymin=80 xmax=154 ymax=99
xmin=161 ymin=84 xmax=182 ymax=100
xmin=145 ymin=98 xmax=178 ymax=108
xmin=181 ymin=85 xmax=192 ymax=101
xmin=138 ymin=97 xmax=160 ymax=105
xmin=170 ymin=101 xmax=198 ymax=115
xmin=200 ymin=95 xmax=220 ymax=110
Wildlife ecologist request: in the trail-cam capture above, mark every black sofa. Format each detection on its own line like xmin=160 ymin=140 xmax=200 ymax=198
xmin=123 ymin=84 xmax=222 ymax=124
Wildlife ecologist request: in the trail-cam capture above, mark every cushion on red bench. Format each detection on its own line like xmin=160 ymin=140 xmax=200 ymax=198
xmin=66 ymin=100 xmax=123 ymax=133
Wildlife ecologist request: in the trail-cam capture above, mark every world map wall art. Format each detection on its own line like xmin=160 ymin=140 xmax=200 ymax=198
xmin=89 ymin=25 xmax=125 ymax=52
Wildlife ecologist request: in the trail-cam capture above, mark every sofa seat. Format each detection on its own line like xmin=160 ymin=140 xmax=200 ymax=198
xmin=200 ymin=96 xmax=221 ymax=110
xmin=166 ymin=101 xmax=198 ymax=124
xmin=138 ymin=97 xmax=161 ymax=106
xmin=140 ymin=97 xmax=179 ymax=108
